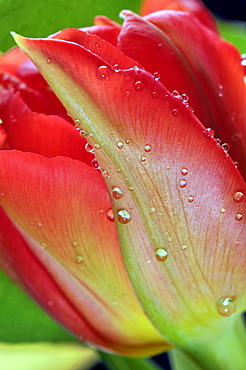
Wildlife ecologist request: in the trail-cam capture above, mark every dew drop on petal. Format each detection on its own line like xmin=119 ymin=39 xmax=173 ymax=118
xmin=85 ymin=143 xmax=95 ymax=153
xmin=112 ymin=186 xmax=124 ymax=199
xmin=134 ymin=81 xmax=143 ymax=91
xmin=181 ymin=93 xmax=189 ymax=103
xmin=97 ymin=65 xmax=111 ymax=80
xmin=80 ymin=129 xmax=88 ymax=137
xmin=235 ymin=213 xmax=243 ymax=221
xmin=75 ymin=255 xmax=84 ymax=264
xmin=46 ymin=58 xmax=51 ymax=64
xmin=153 ymin=72 xmax=160 ymax=80
xmin=140 ymin=156 xmax=147 ymax=163
xmin=106 ymin=208 xmax=114 ymax=222
xmin=71 ymin=241 xmax=78 ymax=248
xmin=91 ymin=158 xmax=100 ymax=170
xmin=152 ymin=91 xmax=158 ymax=98
xmin=181 ymin=167 xmax=188 ymax=176
xmin=166 ymin=165 xmax=170 ymax=170
xmin=117 ymin=209 xmax=131 ymax=224
xmin=125 ymin=91 xmax=131 ymax=98
xmin=172 ymin=109 xmax=178 ymax=116
xmin=216 ymin=297 xmax=236 ymax=316
xmin=102 ymin=170 xmax=110 ymax=178
xmin=155 ymin=248 xmax=168 ymax=262
xmin=179 ymin=179 xmax=187 ymax=188
xmin=203 ymin=128 xmax=215 ymax=138
xmin=222 ymin=143 xmax=230 ymax=152
xmin=188 ymin=195 xmax=194 ymax=203
xmin=117 ymin=141 xmax=124 ymax=149
xmin=181 ymin=244 xmax=187 ymax=251
xmin=94 ymin=143 xmax=100 ymax=150
xmin=233 ymin=191 xmax=244 ymax=203
xmin=220 ymin=208 xmax=226 ymax=214
xmin=150 ymin=206 xmax=156 ymax=214
xmin=41 ymin=243 xmax=47 ymax=249
xmin=172 ymin=90 xmax=179 ymax=97
xmin=144 ymin=144 xmax=151 ymax=152
xmin=128 ymin=186 xmax=134 ymax=191
xmin=37 ymin=222 xmax=43 ymax=229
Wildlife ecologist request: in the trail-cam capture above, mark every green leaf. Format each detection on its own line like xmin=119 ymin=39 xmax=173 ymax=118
xmin=100 ymin=351 xmax=163 ymax=370
xmin=218 ymin=20 xmax=246 ymax=53
xmin=0 ymin=271 xmax=77 ymax=343
xmin=0 ymin=0 xmax=141 ymax=52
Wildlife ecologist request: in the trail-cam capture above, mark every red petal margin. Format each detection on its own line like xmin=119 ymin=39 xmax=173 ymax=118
xmin=118 ymin=11 xmax=246 ymax=179
xmin=13 ymin=33 xmax=246 ymax=345
xmin=0 ymin=91 xmax=94 ymax=165
xmin=0 ymin=151 xmax=166 ymax=355
xmin=140 ymin=0 xmax=218 ymax=32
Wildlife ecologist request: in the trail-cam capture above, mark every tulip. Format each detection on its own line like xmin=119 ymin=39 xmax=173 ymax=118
xmin=0 ymin=0 xmax=246 ymax=368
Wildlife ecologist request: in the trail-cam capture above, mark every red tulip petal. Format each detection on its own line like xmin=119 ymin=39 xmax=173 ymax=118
xmin=0 ymin=46 xmax=28 ymax=75
xmin=118 ymin=11 xmax=246 ymax=178
xmin=140 ymin=0 xmax=218 ymax=32
xmin=0 ymin=150 xmax=166 ymax=355
xmin=53 ymin=28 xmax=140 ymax=68
xmin=14 ymin=32 xmax=246 ymax=345
xmin=80 ymin=25 xmax=120 ymax=46
xmin=94 ymin=15 xmax=121 ymax=28
xmin=0 ymin=91 xmax=94 ymax=164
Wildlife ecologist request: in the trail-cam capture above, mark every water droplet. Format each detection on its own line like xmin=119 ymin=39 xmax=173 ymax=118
xmin=74 ymin=119 xmax=81 ymax=126
xmin=235 ymin=213 xmax=243 ymax=221
xmin=234 ymin=162 xmax=239 ymax=168
xmin=112 ymin=186 xmax=124 ymax=199
xmin=95 ymin=43 xmax=101 ymax=48
xmin=216 ymin=297 xmax=236 ymax=316
xmin=125 ymin=90 xmax=131 ymax=98
xmin=179 ymin=179 xmax=187 ymax=188
xmin=150 ymin=207 xmax=156 ymax=214
xmin=117 ymin=209 xmax=131 ymax=224
xmin=46 ymin=58 xmax=51 ymax=64
xmin=134 ymin=81 xmax=143 ymax=91
xmin=188 ymin=195 xmax=194 ymax=203
xmin=153 ymin=72 xmax=160 ymax=80
xmin=80 ymin=129 xmax=88 ymax=137
xmin=75 ymin=255 xmax=84 ymax=264
xmin=172 ymin=90 xmax=179 ymax=97
xmin=41 ymin=243 xmax=47 ymax=249
xmin=125 ymin=139 xmax=130 ymax=144
xmin=71 ymin=241 xmax=78 ymax=248
xmin=181 ymin=93 xmax=189 ymax=103
xmin=94 ymin=143 xmax=100 ymax=149
xmin=222 ymin=143 xmax=230 ymax=152
xmin=233 ymin=191 xmax=244 ymax=203
xmin=117 ymin=141 xmax=124 ymax=149
xmin=113 ymin=63 xmax=120 ymax=72
xmin=144 ymin=144 xmax=151 ymax=152
xmin=85 ymin=143 xmax=95 ymax=153
xmin=91 ymin=158 xmax=100 ymax=170
xmin=102 ymin=170 xmax=110 ymax=178
xmin=164 ymin=94 xmax=169 ymax=100
xmin=218 ymin=84 xmax=224 ymax=98
xmin=140 ymin=156 xmax=147 ymax=163
xmin=181 ymin=244 xmax=187 ymax=251
xmin=172 ymin=109 xmax=178 ymax=116
xmin=216 ymin=138 xmax=221 ymax=145
xmin=220 ymin=208 xmax=226 ymax=214
xmin=181 ymin=167 xmax=188 ymax=176
xmin=37 ymin=222 xmax=43 ymax=228
xmin=106 ymin=208 xmax=114 ymax=222
xmin=152 ymin=91 xmax=158 ymax=98
xmin=155 ymin=248 xmax=168 ymax=262
xmin=203 ymin=128 xmax=215 ymax=138
xmin=97 ymin=65 xmax=111 ymax=80
xmin=166 ymin=165 xmax=170 ymax=170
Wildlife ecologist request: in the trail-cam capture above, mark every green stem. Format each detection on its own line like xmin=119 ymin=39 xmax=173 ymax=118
xmin=169 ymin=315 xmax=246 ymax=370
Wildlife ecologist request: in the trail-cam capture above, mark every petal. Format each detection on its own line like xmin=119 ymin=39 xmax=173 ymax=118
xmin=13 ymin=33 xmax=246 ymax=346
xmin=0 ymin=91 xmax=94 ymax=164
xmin=0 ymin=46 xmax=29 ymax=75
xmin=52 ymin=28 xmax=140 ymax=68
xmin=0 ymin=151 xmax=167 ymax=355
xmin=140 ymin=0 xmax=218 ymax=32
xmin=118 ymin=11 xmax=246 ymax=179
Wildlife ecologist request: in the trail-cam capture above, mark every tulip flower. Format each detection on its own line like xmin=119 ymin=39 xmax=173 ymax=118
xmin=0 ymin=0 xmax=245 ymax=368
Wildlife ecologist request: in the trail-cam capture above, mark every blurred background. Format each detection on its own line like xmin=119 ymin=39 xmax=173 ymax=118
xmin=203 ymin=0 xmax=246 ymax=21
